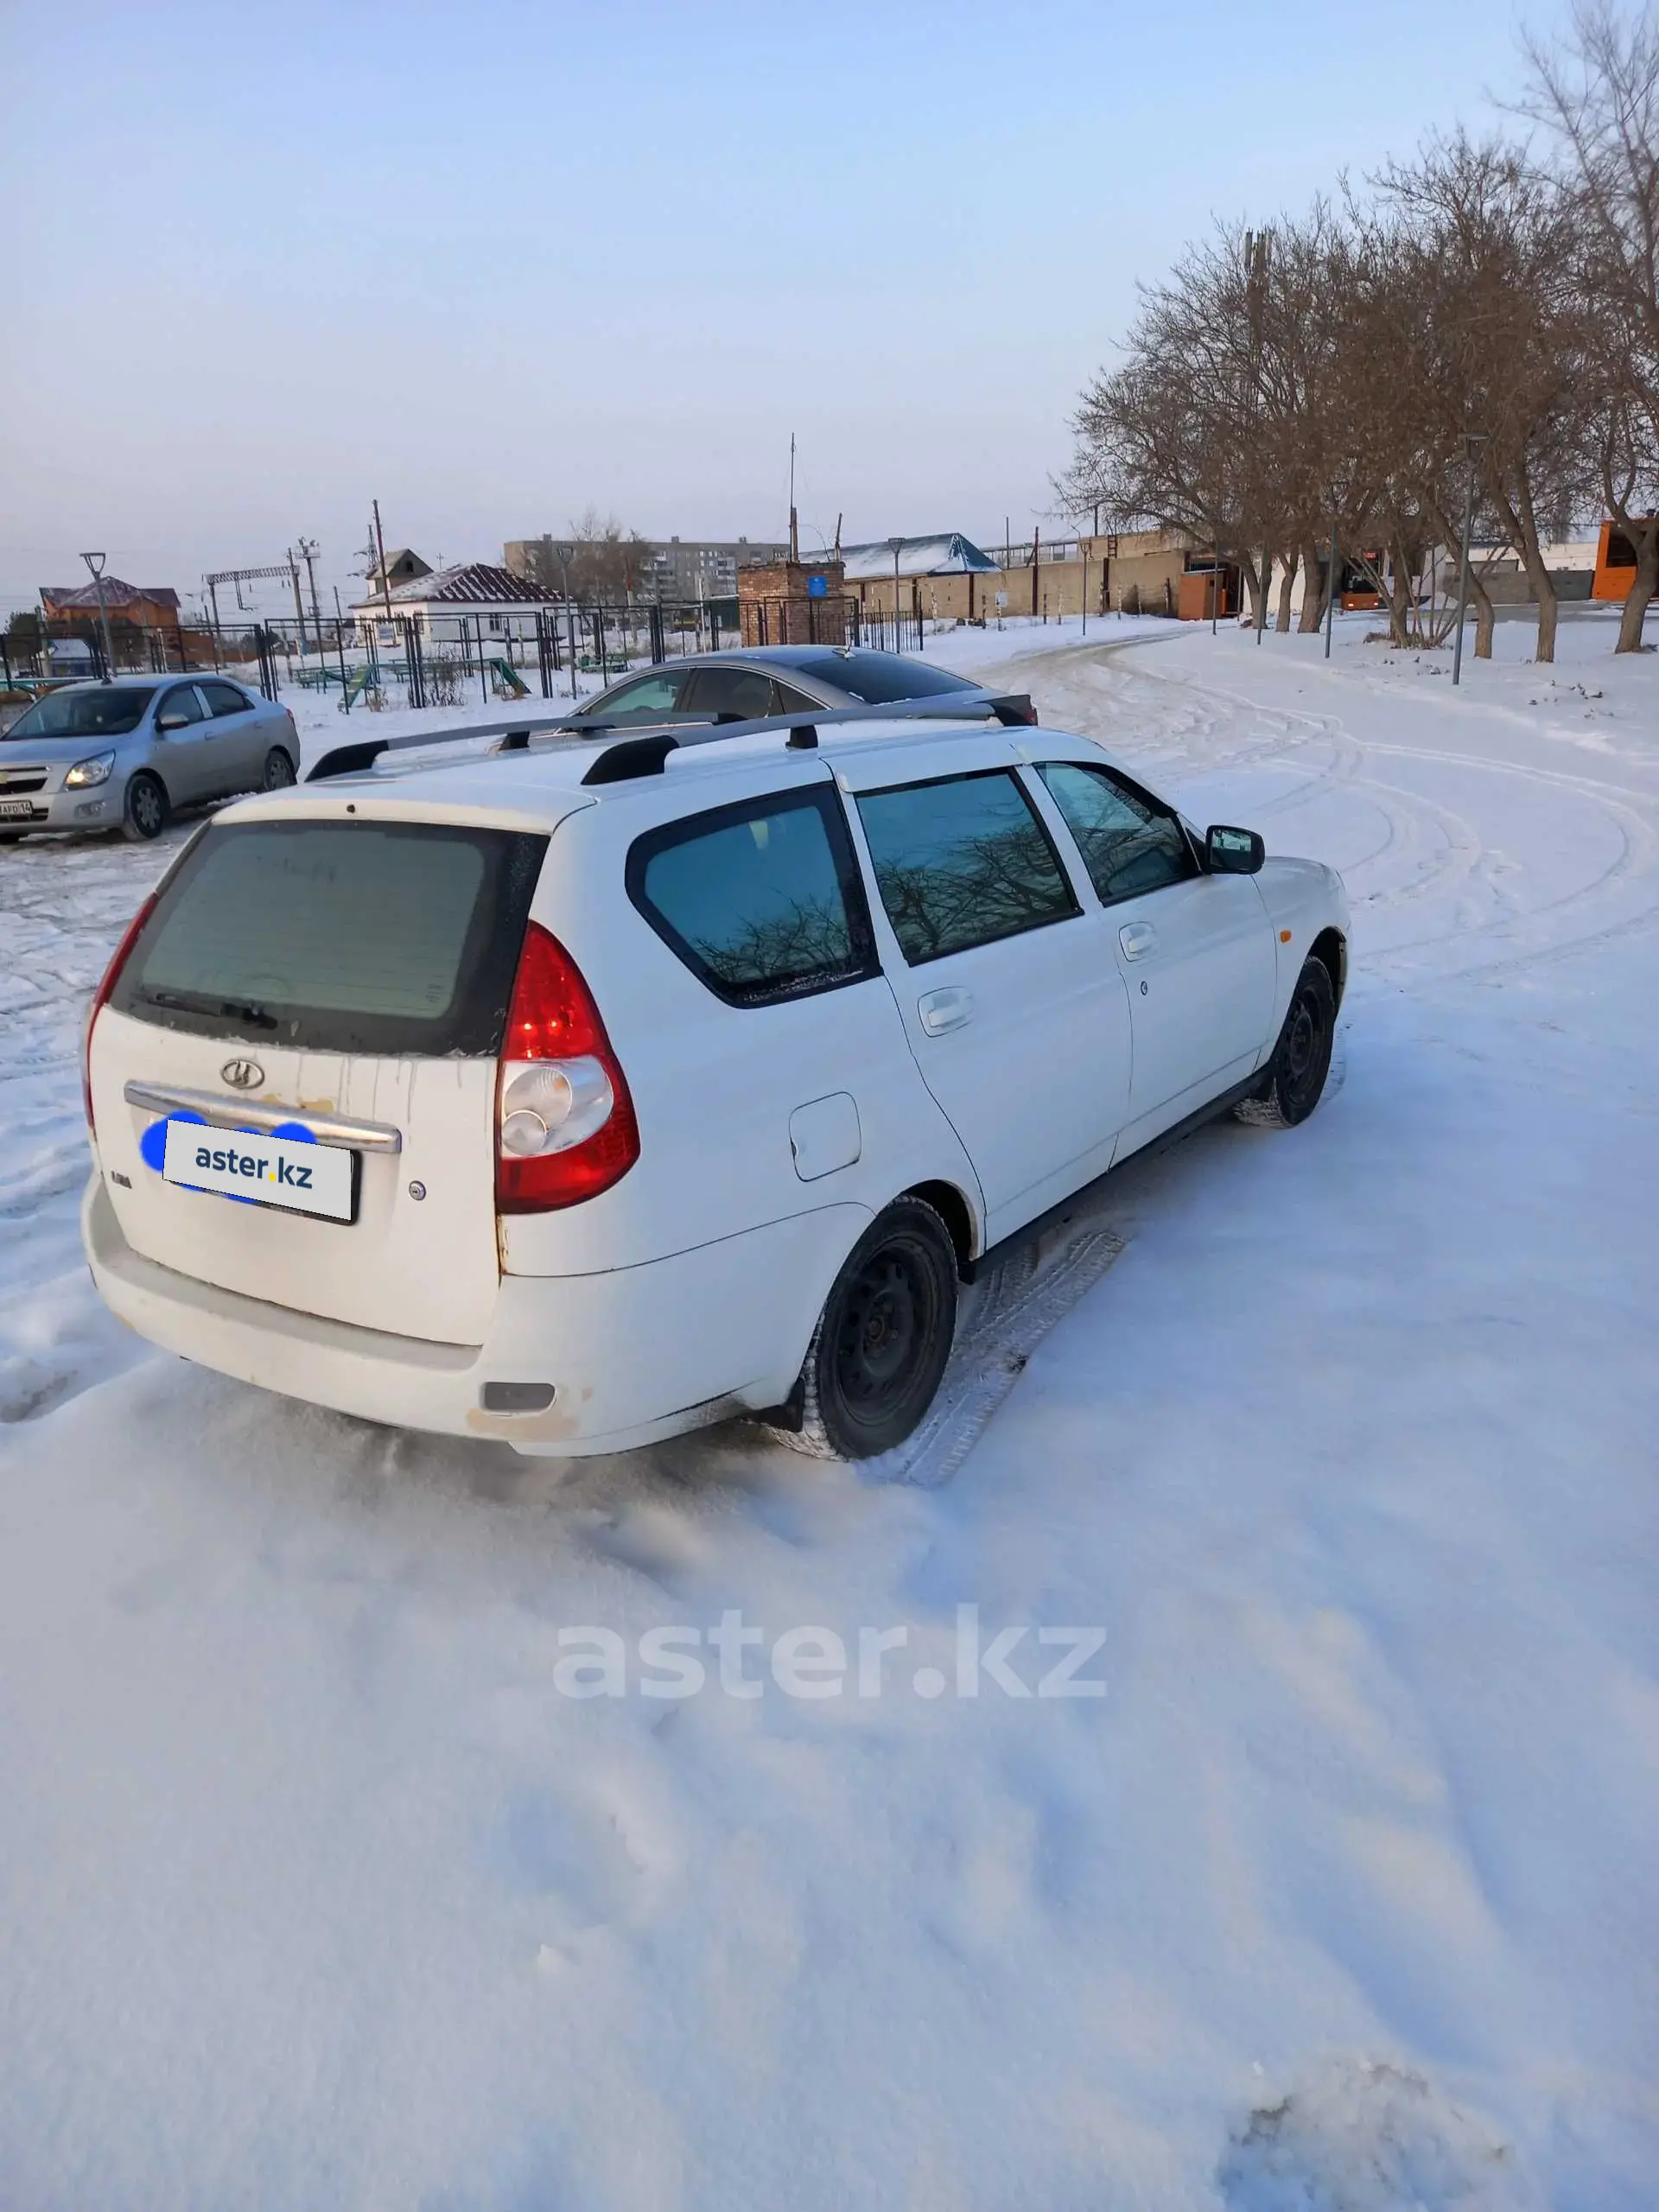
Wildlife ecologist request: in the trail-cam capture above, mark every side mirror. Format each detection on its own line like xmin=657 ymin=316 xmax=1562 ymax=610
xmin=155 ymin=709 xmax=189 ymax=734
xmin=1206 ymin=823 xmax=1265 ymax=874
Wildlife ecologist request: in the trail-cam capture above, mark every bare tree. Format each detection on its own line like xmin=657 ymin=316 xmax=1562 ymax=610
xmin=1376 ymin=133 xmax=1590 ymax=662
xmin=1518 ymin=2 xmax=1659 ymax=649
xmin=1061 ymin=208 xmax=1384 ymax=635
xmin=564 ymin=508 xmax=647 ymax=606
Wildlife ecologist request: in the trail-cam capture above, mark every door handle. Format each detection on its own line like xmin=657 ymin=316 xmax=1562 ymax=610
xmin=1119 ymin=922 xmax=1157 ymax=960
xmin=917 ymin=985 xmax=975 ymax=1035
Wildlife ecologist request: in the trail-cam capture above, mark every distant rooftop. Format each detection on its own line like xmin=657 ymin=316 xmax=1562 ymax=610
xmin=837 ymin=533 xmax=999 ymax=582
xmin=355 ymin=562 xmax=558 ymax=609
xmin=41 ymin=578 xmax=181 ymax=613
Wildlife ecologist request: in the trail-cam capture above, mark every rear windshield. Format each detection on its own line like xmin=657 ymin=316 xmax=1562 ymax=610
xmin=5 ymin=684 xmax=156 ymax=739
xmin=111 ymin=819 xmax=547 ymax=1055
xmin=814 ymin=653 xmax=977 ymax=704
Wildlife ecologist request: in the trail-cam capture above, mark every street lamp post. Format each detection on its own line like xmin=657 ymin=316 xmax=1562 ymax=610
xmin=888 ymin=536 xmax=905 ymax=652
xmin=1325 ymin=517 xmax=1339 ymax=660
xmin=79 ymin=551 xmax=115 ymax=678
xmin=1452 ymin=432 xmax=1488 ymax=689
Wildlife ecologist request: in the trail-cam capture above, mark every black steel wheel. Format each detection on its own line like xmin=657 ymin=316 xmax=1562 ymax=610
xmin=122 ymin=771 xmax=168 ymax=842
xmin=790 ymin=1198 xmax=959 ymax=1459
xmin=261 ymin=746 xmax=297 ymax=790
xmin=1236 ymin=955 xmax=1337 ymax=1128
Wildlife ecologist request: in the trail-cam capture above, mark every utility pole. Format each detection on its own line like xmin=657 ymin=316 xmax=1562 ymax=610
xmin=1325 ymin=517 xmax=1338 ymax=659
xmin=1452 ymin=432 xmax=1487 ymax=688
xmin=79 ymin=551 xmax=115 ymax=677
xmin=788 ymin=433 xmax=799 ymax=563
xmin=297 ymin=537 xmax=324 ymax=652
xmin=288 ymin=550 xmax=308 ymax=656
xmin=372 ymin=499 xmax=393 ymax=617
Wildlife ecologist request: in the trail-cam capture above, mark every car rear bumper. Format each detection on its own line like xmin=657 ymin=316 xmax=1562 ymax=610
xmin=83 ymin=1174 xmax=865 ymax=1456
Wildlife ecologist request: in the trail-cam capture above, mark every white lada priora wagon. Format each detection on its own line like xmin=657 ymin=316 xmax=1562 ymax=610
xmin=82 ymin=706 xmax=1348 ymax=1460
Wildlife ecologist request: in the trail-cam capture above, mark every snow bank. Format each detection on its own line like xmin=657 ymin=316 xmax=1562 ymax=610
xmin=0 ymin=618 xmax=1655 ymax=2209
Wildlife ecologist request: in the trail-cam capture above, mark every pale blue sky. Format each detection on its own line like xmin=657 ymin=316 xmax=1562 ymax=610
xmin=2 ymin=0 xmax=1577 ymax=614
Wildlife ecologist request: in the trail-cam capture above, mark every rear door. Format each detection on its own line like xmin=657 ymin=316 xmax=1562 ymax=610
xmin=88 ymin=808 xmax=568 ymax=1345
xmin=842 ymin=743 xmax=1133 ymax=1248
xmin=196 ymin=678 xmax=267 ymax=792
xmin=1033 ymin=760 xmax=1275 ymax=1138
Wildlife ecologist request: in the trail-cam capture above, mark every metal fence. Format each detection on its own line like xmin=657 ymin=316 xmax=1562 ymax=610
xmin=2 ymin=594 xmax=929 ymax=715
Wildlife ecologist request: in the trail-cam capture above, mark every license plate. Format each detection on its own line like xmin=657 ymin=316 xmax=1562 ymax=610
xmin=161 ymin=1117 xmax=357 ymax=1223
xmin=0 ymin=798 xmax=35 ymax=819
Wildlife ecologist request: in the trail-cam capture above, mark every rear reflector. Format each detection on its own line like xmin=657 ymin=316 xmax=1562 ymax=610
xmin=496 ymin=923 xmax=639 ymax=1212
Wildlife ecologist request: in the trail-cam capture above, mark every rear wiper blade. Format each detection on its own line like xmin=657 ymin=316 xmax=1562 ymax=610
xmin=140 ymin=986 xmax=278 ymax=1029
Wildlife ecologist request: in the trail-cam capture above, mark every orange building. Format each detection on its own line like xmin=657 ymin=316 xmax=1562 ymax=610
xmin=1591 ymin=520 xmax=1655 ymax=601
xmin=40 ymin=578 xmax=182 ymax=629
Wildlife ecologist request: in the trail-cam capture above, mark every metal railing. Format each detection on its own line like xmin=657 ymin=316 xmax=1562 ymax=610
xmin=2 ymin=594 xmax=938 ymax=715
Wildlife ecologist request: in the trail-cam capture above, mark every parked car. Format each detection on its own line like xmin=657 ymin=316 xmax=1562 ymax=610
xmin=80 ymin=703 xmax=1347 ymax=1461
xmin=556 ymin=645 xmax=1035 ymax=731
xmin=0 ymin=675 xmax=299 ymax=843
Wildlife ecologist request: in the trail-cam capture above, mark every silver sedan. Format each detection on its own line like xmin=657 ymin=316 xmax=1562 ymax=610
xmin=0 ymin=675 xmax=300 ymax=844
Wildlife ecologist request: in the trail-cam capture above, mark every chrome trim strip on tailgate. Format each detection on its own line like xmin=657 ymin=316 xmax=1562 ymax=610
xmin=122 ymin=1080 xmax=404 ymax=1153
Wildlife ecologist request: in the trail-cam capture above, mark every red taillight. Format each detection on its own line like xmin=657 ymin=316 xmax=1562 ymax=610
xmin=83 ymin=891 xmax=160 ymax=1133
xmin=495 ymin=922 xmax=639 ymax=1212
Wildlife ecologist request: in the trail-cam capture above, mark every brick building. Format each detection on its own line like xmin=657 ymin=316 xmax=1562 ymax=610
xmin=738 ymin=559 xmax=847 ymax=646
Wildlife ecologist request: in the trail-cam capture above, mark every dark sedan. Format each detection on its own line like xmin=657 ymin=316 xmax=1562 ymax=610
xmin=555 ymin=645 xmax=1033 ymax=732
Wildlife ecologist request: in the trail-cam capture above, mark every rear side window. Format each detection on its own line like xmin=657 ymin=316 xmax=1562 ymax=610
xmin=855 ymin=769 xmax=1079 ymax=964
xmin=628 ymin=788 xmax=878 ymax=1007
xmin=681 ymin=666 xmax=779 ymax=720
xmin=199 ymin=679 xmax=252 ymax=717
xmin=1036 ymin=762 xmax=1197 ymax=904
xmin=111 ymin=820 xmax=547 ymax=1054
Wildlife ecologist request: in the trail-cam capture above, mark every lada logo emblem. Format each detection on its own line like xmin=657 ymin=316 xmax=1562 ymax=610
xmin=221 ymin=1058 xmax=264 ymax=1090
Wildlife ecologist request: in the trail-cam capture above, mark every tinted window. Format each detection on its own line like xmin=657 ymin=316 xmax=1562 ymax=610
xmin=591 ymin=671 xmax=689 ymax=724
xmin=629 ymin=789 xmax=876 ymax=1007
xmin=812 ymin=652 xmax=977 ymax=704
xmin=199 ymin=680 xmax=252 ymax=718
xmin=157 ymin=684 xmax=205 ymax=728
xmin=855 ymin=770 xmax=1078 ymax=965
xmin=683 ymin=666 xmax=779 ymax=720
xmin=111 ymin=821 xmax=547 ymax=1054
xmin=1037 ymin=762 xmax=1197 ymax=904
xmin=772 ymin=682 xmax=819 ymax=713
xmin=3 ymin=684 xmax=154 ymax=740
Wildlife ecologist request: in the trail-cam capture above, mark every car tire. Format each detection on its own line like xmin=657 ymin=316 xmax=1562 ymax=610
xmin=1235 ymin=954 xmax=1337 ymax=1128
xmin=261 ymin=747 xmax=297 ymax=790
xmin=122 ymin=771 xmax=168 ymax=843
xmin=779 ymin=1197 xmax=959 ymax=1461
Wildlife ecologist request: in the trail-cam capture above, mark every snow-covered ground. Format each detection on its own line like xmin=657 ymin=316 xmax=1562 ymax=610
xmin=1 ymin=613 xmax=1655 ymax=2209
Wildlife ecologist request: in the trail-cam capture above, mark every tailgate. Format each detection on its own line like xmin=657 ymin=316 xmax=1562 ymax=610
xmin=88 ymin=814 xmax=550 ymax=1345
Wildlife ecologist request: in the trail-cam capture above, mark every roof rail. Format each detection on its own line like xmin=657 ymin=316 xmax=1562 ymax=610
xmin=576 ymin=693 xmax=1036 ymax=785
xmin=306 ymin=692 xmax=1036 ymax=785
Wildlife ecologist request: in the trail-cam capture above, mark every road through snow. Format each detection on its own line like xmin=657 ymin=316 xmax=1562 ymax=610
xmin=0 ymin=619 xmax=1654 ymax=2209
